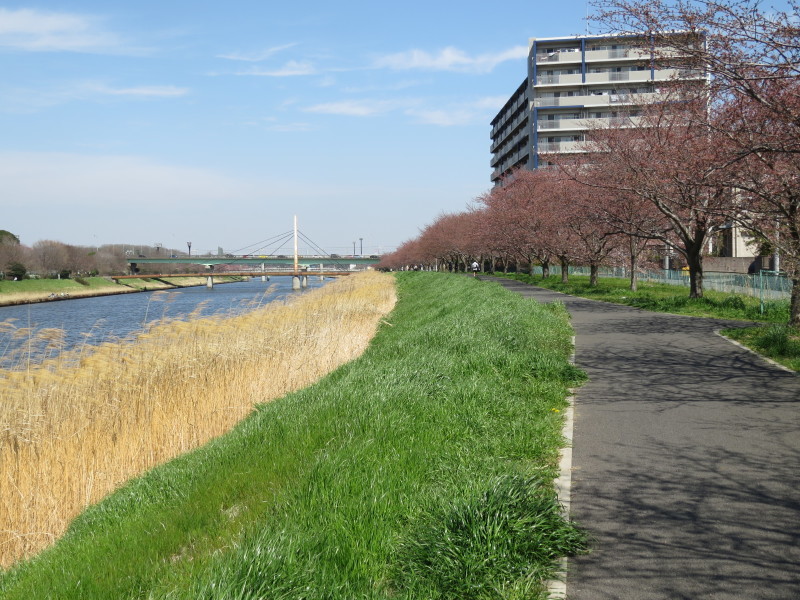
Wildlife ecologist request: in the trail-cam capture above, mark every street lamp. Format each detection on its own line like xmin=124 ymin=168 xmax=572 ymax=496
xmin=359 ymin=237 xmax=363 ymax=256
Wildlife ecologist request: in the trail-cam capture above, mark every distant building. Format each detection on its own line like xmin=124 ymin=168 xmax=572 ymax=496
xmin=490 ymin=33 xmax=762 ymax=270
xmin=490 ymin=32 xmax=707 ymax=185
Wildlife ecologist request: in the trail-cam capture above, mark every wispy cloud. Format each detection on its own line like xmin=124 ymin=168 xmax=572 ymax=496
xmin=342 ymin=79 xmax=426 ymax=94
xmin=90 ymin=83 xmax=189 ymax=97
xmin=217 ymin=43 xmax=298 ymax=62
xmin=302 ymin=94 xmax=504 ymax=126
xmin=0 ymin=7 xmax=136 ymax=54
xmin=374 ymin=45 xmax=528 ymax=73
xmin=407 ymin=96 xmax=509 ymax=126
xmin=0 ymin=81 xmax=188 ymax=113
xmin=405 ymin=108 xmax=477 ymax=126
xmin=303 ymin=99 xmax=407 ymax=117
xmin=236 ymin=60 xmax=316 ymax=77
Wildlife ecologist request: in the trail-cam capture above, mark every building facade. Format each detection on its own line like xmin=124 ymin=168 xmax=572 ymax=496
xmin=490 ymin=33 xmax=705 ymax=185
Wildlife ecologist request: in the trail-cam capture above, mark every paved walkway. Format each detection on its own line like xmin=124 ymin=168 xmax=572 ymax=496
xmin=485 ymin=277 xmax=800 ymax=600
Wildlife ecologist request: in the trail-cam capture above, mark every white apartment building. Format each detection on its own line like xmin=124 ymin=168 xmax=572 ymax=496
xmin=490 ymin=33 xmax=706 ymax=185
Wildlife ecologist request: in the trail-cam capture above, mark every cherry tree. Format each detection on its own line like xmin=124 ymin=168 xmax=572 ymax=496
xmin=579 ymin=95 xmax=737 ymax=298
xmin=592 ymin=0 xmax=800 ymax=316
xmin=554 ymin=174 xmax=625 ymax=286
xmin=476 ymin=169 xmax=555 ymax=277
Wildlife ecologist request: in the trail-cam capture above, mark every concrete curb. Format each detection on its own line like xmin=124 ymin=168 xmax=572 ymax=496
xmin=546 ymin=336 xmax=578 ymax=599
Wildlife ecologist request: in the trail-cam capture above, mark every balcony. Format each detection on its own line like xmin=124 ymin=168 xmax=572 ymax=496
xmin=535 ymin=48 xmax=581 ymax=64
xmin=537 ymin=115 xmax=644 ymax=132
xmin=653 ymin=67 xmax=706 ymax=81
xmin=584 ymin=47 xmax=651 ymax=62
xmin=534 ymin=92 xmax=655 ymax=108
xmin=535 ymin=72 xmax=583 ymax=86
xmin=537 ymin=140 xmax=586 ymax=153
xmin=585 ymin=70 xmax=652 ymax=84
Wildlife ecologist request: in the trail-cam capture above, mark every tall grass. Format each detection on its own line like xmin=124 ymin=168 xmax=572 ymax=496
xmin=0 ymin=271 xmax=396 ymax=567
xmin=723 ymin=324 xmax=800 ymax=371
xmin=1 ymin=272 xmax=586 ymax=600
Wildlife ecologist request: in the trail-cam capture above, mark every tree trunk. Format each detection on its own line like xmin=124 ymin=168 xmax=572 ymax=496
xmin=560 ymin=258 xmax=570 ymax=284
xmin=542 ymin=259 xmax=550 ymax=279
xmin=686 ymin=249 xmax=704 ymax=299
xmin=790 ymin=273 xmax=800 ymax=327
xmin=629 ymin=236 xmax=638 ymax=292
xmin=589 ymin=263 xmax=599 ymax=287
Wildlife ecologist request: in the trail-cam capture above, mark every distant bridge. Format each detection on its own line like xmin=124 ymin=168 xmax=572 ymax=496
xmin=121 ymin=255 xmax=381 ymax=289
xmin=126 ymin=255 xmax=379 ymax=268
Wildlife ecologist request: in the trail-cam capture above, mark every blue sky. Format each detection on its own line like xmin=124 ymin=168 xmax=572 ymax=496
xmin=1 ymin=1 xmax=593 ymax=255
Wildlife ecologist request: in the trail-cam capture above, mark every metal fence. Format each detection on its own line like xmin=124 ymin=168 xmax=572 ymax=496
xmin=529 ymin=265 xmax=793 ymax=301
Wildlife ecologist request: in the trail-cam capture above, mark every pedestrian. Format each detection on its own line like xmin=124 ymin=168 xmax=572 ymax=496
xmin=471 ymin=261 xmax=479 ymax=277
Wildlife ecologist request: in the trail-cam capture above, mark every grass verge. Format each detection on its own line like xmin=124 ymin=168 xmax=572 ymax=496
xmin=721 ymin=325 xmax=800 ymax=371
xmin=0 ymin=272 xmax=587 ymax=599
xmin=495 ymin=273 xmax=798 ymax=372
xmin=497 ymin=273 xmax=788 ymax=322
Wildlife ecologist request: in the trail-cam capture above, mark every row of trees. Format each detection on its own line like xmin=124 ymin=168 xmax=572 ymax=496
xmin=380 ymin=0 xmax=800 ymax=325
xmin=0 ymin=234 xmax=186 ymax=280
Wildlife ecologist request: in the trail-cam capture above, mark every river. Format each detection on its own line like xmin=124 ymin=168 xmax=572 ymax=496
xmin=0 ymin=276 xmax=327 ymax=368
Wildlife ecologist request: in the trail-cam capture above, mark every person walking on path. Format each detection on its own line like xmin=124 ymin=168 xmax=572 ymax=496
xmin=471 ymin=261 xmax=479 ymax=277
xmin=485 ymin=276 xmax=800 ymax=600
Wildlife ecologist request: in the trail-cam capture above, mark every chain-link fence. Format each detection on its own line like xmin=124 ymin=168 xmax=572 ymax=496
xmin=529 ymin=265 xmax=792 ymax=300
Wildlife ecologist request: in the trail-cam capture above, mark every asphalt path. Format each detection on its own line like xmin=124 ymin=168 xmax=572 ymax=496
xmin=484 ymin=277 xmax=800 ymax=600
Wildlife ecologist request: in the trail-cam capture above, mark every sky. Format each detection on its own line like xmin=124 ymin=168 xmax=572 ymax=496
xmin=1 ymin=1 xmax=594 ymax=256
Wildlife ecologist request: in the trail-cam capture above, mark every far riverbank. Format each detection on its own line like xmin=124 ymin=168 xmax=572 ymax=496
xmin=0 ymin=275 xmax=247 ymax=307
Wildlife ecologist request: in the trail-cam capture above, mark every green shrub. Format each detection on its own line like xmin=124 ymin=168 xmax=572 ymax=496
xmin=394 ymin=475 xmax=587 ymax=599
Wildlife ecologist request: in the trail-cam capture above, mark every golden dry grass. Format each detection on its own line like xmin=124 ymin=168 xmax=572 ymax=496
xmin=0 ymin=271 xmax=396 ymax=567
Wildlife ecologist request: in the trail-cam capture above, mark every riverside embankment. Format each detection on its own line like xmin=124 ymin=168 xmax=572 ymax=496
xmin=0 ymin=275 xmax=247 ymax=307
xmin=0 ymin=272 xmax=586 ymax=599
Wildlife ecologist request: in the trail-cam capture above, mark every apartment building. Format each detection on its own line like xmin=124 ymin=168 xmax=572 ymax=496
xmin=490 ymin=33 xmax=705 ymax=185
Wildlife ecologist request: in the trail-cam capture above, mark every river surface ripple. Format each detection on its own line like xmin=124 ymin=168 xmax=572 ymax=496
xmin=0 ymin=276 xmax=326 ymax=367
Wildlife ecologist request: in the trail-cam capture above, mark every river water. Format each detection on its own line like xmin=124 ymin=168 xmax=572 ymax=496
xmin=0 ymin=276 xmax=327 ymax=367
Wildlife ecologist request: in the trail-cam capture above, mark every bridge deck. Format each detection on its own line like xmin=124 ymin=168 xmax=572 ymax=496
xmin=113 ymin=272 xmax=352 ymax=280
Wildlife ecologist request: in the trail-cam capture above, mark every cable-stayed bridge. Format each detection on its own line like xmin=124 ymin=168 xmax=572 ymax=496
xmin=117 ymin=222 xmax=382 ymax=289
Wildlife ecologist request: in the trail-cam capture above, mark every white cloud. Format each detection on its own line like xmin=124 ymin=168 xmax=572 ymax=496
xmin=303 ymin=99 xmax=404 ymax=117
xmin=374 ymin=45 xmax=528 ymax=73
xmin=0 ymin=8 xmax=133 ymax=53
xmin=405 ymin=108 xmax=479 ymax=127
xmin=237 ymin=60 xmax=316 ymax=77
xmin=342 ymin=79 xmax=426 ymax=93
xmin=90 ymin=84 xmax=189 ymax=97
xmin=0 ymin=81 xmax=188 ymax=113
xmin=217 ymin=43 xmax=298 ymax=62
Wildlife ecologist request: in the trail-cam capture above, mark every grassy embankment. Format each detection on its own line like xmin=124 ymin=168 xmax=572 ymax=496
xmin=497 ymin=272 xmax=799 ymax=371
xmin=0 ymin=272 xmax=586 ymax=599
xmin=0 ymin=276 xmax=246 ymax=306
xmin=1 ymin=272 xmax=396 ymax=568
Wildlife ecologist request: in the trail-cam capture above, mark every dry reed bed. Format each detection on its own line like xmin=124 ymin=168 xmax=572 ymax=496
xmin=0 ymin=271 xmax=396 ymax=567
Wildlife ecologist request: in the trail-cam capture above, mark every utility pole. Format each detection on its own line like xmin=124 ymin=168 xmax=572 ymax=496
xmin=359 ymin=237 xmax=363 ymax=256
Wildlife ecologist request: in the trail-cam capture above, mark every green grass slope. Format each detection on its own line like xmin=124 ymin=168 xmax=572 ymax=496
xmin=0 ymin=272 xmax=586 ymax=599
